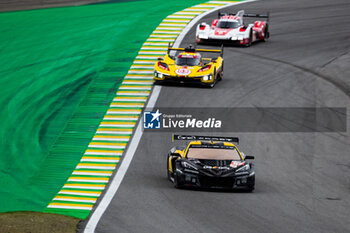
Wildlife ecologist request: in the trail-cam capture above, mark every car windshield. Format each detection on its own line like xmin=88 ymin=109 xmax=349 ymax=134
xmin=217 ymin=21 xmax=240 ymax=29
xmin=186 ymin=147 xmax=241 ymax=160
xmin=175 ymin=57 xmax=200 ymax=66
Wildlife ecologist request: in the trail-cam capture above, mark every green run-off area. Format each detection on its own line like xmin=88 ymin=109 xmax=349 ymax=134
xmin=0 ymin=0 xmax=204 ymax=216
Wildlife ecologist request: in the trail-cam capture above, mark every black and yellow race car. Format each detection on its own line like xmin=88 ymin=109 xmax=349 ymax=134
xmin=167 ymin=135 xmax=255 ymax=191
xmin=154 ymin=44 xmax=224 ymax=88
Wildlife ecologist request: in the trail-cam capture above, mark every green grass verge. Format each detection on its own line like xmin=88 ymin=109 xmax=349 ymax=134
xmin=0 ymin=0 xmax=207 ymax=216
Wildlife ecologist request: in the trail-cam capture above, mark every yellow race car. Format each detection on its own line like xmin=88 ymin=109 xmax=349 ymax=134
xmin=154 ymin=44 xmax=224 ymax=88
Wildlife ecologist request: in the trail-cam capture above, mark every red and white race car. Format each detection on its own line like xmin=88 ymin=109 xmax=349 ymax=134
xmin=196 ymin=10 xmax=269 ymax=46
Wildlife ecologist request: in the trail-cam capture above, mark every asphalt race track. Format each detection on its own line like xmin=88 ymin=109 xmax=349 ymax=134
xmin=95 ymin=0 xmax=350 ymax=232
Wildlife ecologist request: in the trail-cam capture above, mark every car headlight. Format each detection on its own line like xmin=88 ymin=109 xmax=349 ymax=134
xmin=202 ymin=75 xmax=212 ymax=81
xmin=181 ymin=161 xmax=198 ymax=170
xmin=154 ymin=71 xmax=163 ymax=78
xmin=236 ymin=164 xmax=250 ymax=172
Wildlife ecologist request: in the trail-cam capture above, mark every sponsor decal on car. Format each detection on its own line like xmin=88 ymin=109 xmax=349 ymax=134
xmin=230 ymin=161 xmax=245 ymax=168
xmin=214 ymin=28 xmax=233 ymax=36
xmin=175 ymin=68 xmax=191 ymax=75
xmin=203 ymin=165 xmax=231 ymax=170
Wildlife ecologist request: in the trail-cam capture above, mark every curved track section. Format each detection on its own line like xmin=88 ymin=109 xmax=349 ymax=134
xmin=96 ymin=0 xmax=350 ymax=232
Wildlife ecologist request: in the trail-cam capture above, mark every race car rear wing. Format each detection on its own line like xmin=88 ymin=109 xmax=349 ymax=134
xmin=167 ymin=43 xmax=224 ymax=57
xmin=218 ymin=11 xmax=269 ymax=21
xmin=173 ymin=134 xmax=239 ymax=144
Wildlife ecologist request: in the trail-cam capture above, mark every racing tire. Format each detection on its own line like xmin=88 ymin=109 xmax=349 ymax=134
xmin=219 ymin=62 xmax=224 ymax=80
xmin=167 ymin=169 xmax=172 ymax=181
xmin=263 ymin=24 xmax=269 ymax=42
xmin=208 ymin=68 xmax=217 ymax=88
xmin=246 ymin=186 xmax=255 ymax=192
xmin=246 ymin=30 xmax=252 ymax=47
xmin=173 ymin=172 xmax=183 ymax=189
xmin=167 ymin=156 xmax=172 ymax=181
xmin=246 ymin=174 xmax=255 ymax=192
xmin=219 ymin=72 xmax=223 ymax=81
xmin=173 ymin=163 xmax=184 ymax=188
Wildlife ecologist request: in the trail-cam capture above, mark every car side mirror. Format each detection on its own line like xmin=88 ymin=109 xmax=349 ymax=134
xmin=157 ymin=57 xmax=163 ymax=61
xmin=211 ymin=59 xmax=217 ymax=63
xmin=170 ymin=152 xmax=181 ymax=158
xmin=245 ymin=155 xmax=255 ymax=160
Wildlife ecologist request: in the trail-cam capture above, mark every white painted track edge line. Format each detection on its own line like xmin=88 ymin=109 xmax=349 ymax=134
xmin=83 ymin=1 xmax=257 ymax=232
